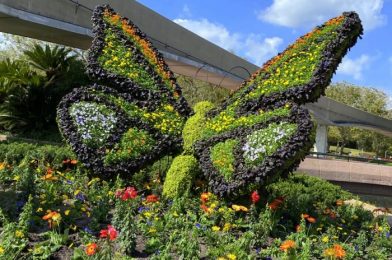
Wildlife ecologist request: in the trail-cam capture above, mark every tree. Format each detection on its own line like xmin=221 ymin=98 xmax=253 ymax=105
xmin=325 ymin=82 xmax=392 ymax=156
xmin=0 ymin=44 xmax=91 ymax=133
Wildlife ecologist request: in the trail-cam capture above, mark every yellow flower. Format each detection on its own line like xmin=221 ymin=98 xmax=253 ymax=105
xmin=322 ymin=236 xmax=329 ymax=243
xmin=148 ymin=228 xmax=157 ymax=233
xmin=223 ymin=223 xmax=232 ymax=232
xmin=36 ymin=207 xmax=43 ymax=213
xmin=218 ymin=207 xmax=226 ymax=213
xmin=65 ymin=210 xmax=71 ymax=216
xmin=15 ymin=230 xmax=24 ymax=238
xmin=144 ymin=212 xmax=152 ymax=218
xmin=212 ymin=226 xmax=221 ymax=232
xmin=0 ymin=162 xmax=5 ymax=170
xmin=13 ymin=175 xmax=20 ymax=181
xmin=0 ymin=246 xmax=4 ymax=255
xmin=227 ymin=254 xmax=237 ymax=260
xmin=231 ymin=204 xmax=248 ymax=212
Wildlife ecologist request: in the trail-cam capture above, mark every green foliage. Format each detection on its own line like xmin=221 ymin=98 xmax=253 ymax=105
xmin=266 ymin=173 xmax=354 ymax=223
xmin=105 ymin=128 xmax=155 ymax=166
xmin=211 ymin=139 xmax=238 ymax=180
xmin=0 ymin=44 xmax=91 ymax=133
xmin=24 ymin=44 xmax=77 ymax=79
xmin=112 ymin=198 xmax=138 ymax=255
xmin=182 ymin=101 xmax=215 ymax=153
xmin=177 ymin=75 xmax=230 ymax=108
xmin=0 ymin=196 xmax=33 ymax=259
xmin=326 ymin=82 xmax=392 ymax=156
xmin=162 ymin=155 xmax=199 ymax=199
xmin=0 ymin=141 xmax=74 ymax=166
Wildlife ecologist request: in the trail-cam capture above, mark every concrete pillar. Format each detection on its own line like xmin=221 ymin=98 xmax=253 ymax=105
xmin=314 ymin=124 xmax=328 ymax=154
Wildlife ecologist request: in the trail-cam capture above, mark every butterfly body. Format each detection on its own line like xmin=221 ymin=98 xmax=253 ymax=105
xmin=57 ymin=5 xmax=363 ymax=198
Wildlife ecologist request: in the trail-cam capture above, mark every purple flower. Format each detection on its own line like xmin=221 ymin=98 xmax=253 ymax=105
xmin=75 ymin=193 xmax=86 ymax=202
xmin=84 ymin=227 xmax=93 ymax=234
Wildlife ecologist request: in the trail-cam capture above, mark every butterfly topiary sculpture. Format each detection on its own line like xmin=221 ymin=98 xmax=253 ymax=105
xmin=57 ymin=5 xmax=363 ymax=198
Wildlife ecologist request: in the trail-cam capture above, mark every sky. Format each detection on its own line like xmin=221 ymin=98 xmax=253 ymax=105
xmin=137 ymin=0 xmax=392 ymax=106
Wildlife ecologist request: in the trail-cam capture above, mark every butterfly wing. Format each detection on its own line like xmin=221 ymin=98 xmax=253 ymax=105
xmin=57 ymin=5 xmax=191 ymax=177
xmin=192 ymin=12 xmax=363 ymax=197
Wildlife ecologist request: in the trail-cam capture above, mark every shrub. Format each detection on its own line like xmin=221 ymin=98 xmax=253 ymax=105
xmin=266 ymin=173 xmax=354 ymax=224
xmin=182 ymin=101 xmax=215 ymax=153
xmin=0 ymin=141 xmax=74 ymax=166
xmin=162 ymin=155 xmax=199 ymax=199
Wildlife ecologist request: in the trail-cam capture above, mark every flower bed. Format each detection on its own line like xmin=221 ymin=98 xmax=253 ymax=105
xmin=0 ymin=145 xmax=390 ymax=259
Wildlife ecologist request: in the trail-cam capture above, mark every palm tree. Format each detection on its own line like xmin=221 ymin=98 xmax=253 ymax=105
xmin=0 ymin=44 xmax=90 ymax=133
xmin=23 ymin=44 xmax=77 ymax=80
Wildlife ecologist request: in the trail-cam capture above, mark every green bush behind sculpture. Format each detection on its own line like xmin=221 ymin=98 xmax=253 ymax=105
xmin=57 ymin=5 xmax=363 ymax=198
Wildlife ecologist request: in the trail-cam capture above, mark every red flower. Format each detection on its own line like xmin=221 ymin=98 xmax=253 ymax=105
xmin=251 ymin=191 xmax=260 ymax=204
xmin=99 ymin=229 xmax=108 ymax=238
xmin=85 ymin=243 xmax=98 ymax=256
xmin=146 ymin=194 xmax=159 ymax=203
xmin=100 ymin=225 xmax=117 ymax=240
xmin=121 ymin=187 xmax=138 ymax=201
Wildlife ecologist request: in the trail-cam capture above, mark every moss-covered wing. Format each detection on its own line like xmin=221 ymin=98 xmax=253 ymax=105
xmin=57 ymin=5 xmax=191 ymax=177
xmin=190 ymin=13 xmax=363 ymax=197
xmin=57 ymin=85 xmax=187 ymax=177
xmin=213 ymin=12 xmax=363 ymax=116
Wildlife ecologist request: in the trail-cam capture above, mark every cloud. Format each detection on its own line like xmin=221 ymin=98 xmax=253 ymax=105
xmin=179 ymin=4 xmax=192 ymax=18
xmin=173 ymin=18 xmax=242 ymax=52
xmin=258 ymin=0 xmax=386 ymax=31
xmin=337 ymin=54 xmax=371 ymax=80
xmin=244 ymin=35 xmax=283 ymax=65
xmin=173 ymin=18 xmax=283 ymax=65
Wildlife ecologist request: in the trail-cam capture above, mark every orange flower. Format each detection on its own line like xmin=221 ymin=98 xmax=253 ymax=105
xmin=268 ymin=196 xmax=284 ymax=211
xmin=70 ymin=159 xmax=78 ymax=165
xmin=200 ymin=192 xmax=211 ymax=203
xmin=201 ymin=204 xmax=212 ymax=214
xmin=42 ymin=173 xmax=58 ymax=181
xmin=333 ymin=244 xmax=346 ymax=259
xmin=85 ymin=243 xmax=98 ymax=256
xmin=280 ymin=240 xmax=296 ymax=252
xmin=42 ymin=210 xmax=61 ymax=228
xmin=336 ymin=199 xmax=344 ymax=206
xmin=146 ymin=194 xmax=159 ymax=203
xmin=324 ymin=244 xmax=346 ymax=259
xmin=301 ymin=213 xmax=310 ymax=219
xmin=301 ymin=213 xmax=316 ymax=223
xmin=0 ymin=162 xmax=6 ymax=170
xmin=307 ymin=216 xmax=317 ymax=223
xmin=295 ymin=225 xmax=301 ymax=232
